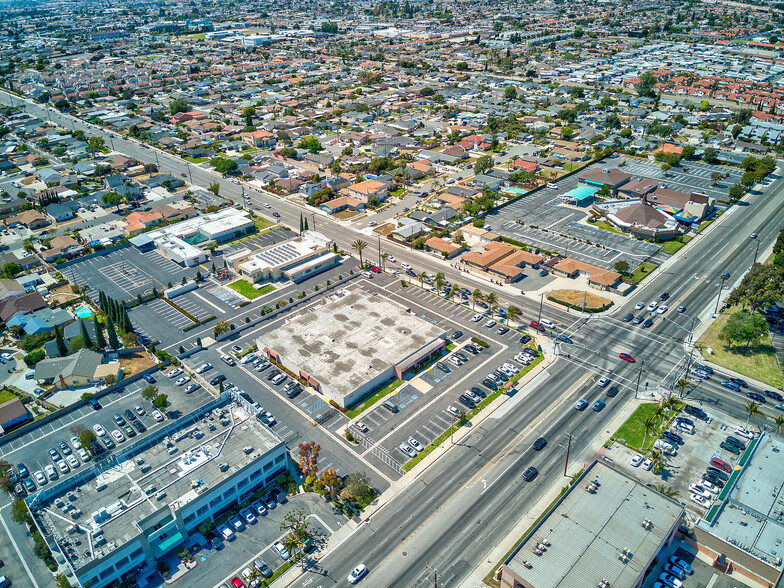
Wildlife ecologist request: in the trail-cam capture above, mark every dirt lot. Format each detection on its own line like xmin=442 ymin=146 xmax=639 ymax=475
xmin=119 ymin=350 xmax=157 ymax=379
xmin=548 ymin=289 xmax=611 ymax=311
xmin=373 ymin=223 xmax=396 ymax=237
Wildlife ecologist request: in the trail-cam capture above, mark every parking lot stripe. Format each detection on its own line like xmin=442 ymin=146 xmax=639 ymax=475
xmin=192 ymin=291 xmax=226 ymax=314
xmin=0 ymin=503 xmax=40 ymax=588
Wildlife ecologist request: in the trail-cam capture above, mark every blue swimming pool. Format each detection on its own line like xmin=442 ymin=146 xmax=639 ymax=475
xmin=74 ymin=306 xmax=93 ymax=319
xmin=506 ymin=188 xmax=527 ymax=195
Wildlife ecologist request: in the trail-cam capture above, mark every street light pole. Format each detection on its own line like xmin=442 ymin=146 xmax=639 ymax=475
xmin=752 ymin=239 xmax=760 ymax=265
xmin=714 ymin=274 xmax=729 ymax=315
xmin=634 ymin=360 xmax=645 ymax=399
xmin=563 ymin=433 xmax=572 ymax=477
xmin=537 ymin=292 xmax=544 ymax=326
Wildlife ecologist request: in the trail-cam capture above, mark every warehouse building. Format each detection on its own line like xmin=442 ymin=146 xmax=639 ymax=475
xmin=233 ymin=231 xmax=337 ymax=284
xmin=259 ymin=288 xmax=446 ymax=408
xmin=27 ymin=394 xmax=287 ymax=588
xmin=499 ymin=460 xmax=684 ymax=588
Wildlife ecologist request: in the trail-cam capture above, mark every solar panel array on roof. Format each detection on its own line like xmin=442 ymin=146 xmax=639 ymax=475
xmin=256 ymin=242 xmax=301 ymax=265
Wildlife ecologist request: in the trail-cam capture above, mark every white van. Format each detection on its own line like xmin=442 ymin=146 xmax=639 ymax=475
xmin=271 ymin=373 xmax=286 ymax=385
xmin=547 ymin=182 xmax=558 ymax=189
xmin=653 ymin=439 xmax=676 ymax=455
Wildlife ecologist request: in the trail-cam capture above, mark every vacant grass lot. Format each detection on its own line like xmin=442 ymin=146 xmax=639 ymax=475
xmin=696 ymin=311 xmax=784 ymax=388
xmin=612 ymin=400 xmax=684 ymax=451
xmin=228 ymin=280 xmax=275 ymax=300
xmin=629 ymin=262 xmax=658 ymax=283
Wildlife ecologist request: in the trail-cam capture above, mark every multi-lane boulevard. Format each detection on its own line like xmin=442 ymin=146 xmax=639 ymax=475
xmin=3 ymin=93 xmax=783 ymax=587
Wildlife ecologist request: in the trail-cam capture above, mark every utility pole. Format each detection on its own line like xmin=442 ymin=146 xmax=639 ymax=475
xmin=634 ymin=360 xmax=645 ymax=399
xmin=582 ymin=289 xmax=587 ymax=314
xmin=377 ymin=234 xmax=381 ymax=269
xmin=714 ymin=273 xmax=729 ymax=315
xmin=752 ymin=238 xmax=760 ymax=265
xmin=537 ymin=292 xmax=544 ymax=326
xmin=311 ymin=212 xmax=316 ymax=230
xmin=563 ymin=433 xmax=572 ymax=477
xmin=425 ymin=562 xmax=442 ymax=588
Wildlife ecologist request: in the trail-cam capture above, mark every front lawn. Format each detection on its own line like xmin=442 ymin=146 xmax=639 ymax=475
xmin=696 ymin=311 xmax=784 ymax=388
xmin=612 ymin=400 xmax=684 ymax=451
xmin=0 ymin=389 xmax=17 ymax=405
xmin=589 ymin=218 xmax=624 ymax=235
xmin=228 ymin=280 xmax=275 ymax=300
xmin=659 ymin=235 xmax=692 ymax=255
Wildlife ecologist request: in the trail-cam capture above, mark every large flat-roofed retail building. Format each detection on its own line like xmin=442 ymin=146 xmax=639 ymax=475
xmin=259 ymin=288 xmax=446 ymax=408
xmin=233 ymin=231 xmax=337 ymax=283
xmin=500 ymin=460 xmax=684 ymax=588
xmin=27 ymin=394 xmax=287 ymax=588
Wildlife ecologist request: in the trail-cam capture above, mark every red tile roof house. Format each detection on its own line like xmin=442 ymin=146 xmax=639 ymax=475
xmin=459 ymin=135 xmax=492 ymax=151
xmin=123 ymin=211 xmax=163 ymax=235
xmin=169 ymin=110 xmax=206 ymax=125
xmin=242 ymin=129 xmax=277 ymax=148
xmin=424 ymin=236 xmax=464 ymax=259
xmin=347 ymin=180 xmax=389 ymax=204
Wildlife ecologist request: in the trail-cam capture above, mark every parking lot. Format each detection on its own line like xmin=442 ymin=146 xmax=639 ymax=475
xmin=486 ymin=156 xmax=741 ymax=272
xmin=606 ymin=399 xmax=752 ymax=518
xmin=177 ymin=493 xmax=345 ymax=588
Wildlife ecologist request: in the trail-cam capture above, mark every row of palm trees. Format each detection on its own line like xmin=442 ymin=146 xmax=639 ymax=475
xmin=744 ymin=400 xmax=784 ymax=433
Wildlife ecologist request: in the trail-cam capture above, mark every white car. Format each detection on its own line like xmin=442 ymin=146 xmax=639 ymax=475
xmin=175 ymin=376 xmax=191 ymax=386
xmin=93 ymin=424 xmax=106 ymax=437
xmin=472 ymin=314 xmax=482 ymax=322
xmin=689 ymin=483 xmax=711 ymax=498
xmin=699 ymin=479 xmax=718 ymax=494
xmin=219 ymin=525 xmax=235 ymax=541
xmin=387 ymin=256 xmax=397 ymax=263
xmin=0 ymin=353 xmax=13 ymax=361
xmin=446 ymin=405 xmax=463 ymax=418
xmin=111 ymin=430 xmax=125 ymax=443
xmin=401 ymin=262 xmax=412 ymax=270
xmin=629 ymin=454 xmax=643 ymax=467
xmin=656 ymin=305 xmax=668 ymax=314
xmin=647 ymin=301 xmax=658 ymax=312
xmin=34 ymin=470 xmax=46 ymax=485
xmin=408 ymin=438 xmax=424 ymax=452
xmin=167 ymin=368 xmax=183 ymax=379
xmin=70 ymin=436 xmax=81 ymax=451
xmin=195 ymin=363 xmax=212 ymax=374
xmin=134 ymin=405 xmax=145 ymax=415
xmin=66 ymin=455 xmax=79 ymax=469
xmin=45 ymin=464 xmax=57 ymax=481
xmin=56 ymin=460 xmax=69 ymax=474
xmin=273 ymin=540 xmax=289 ymax=560
xmin=240 ymin=508 xmax=257 ymax=524
xmin=635 ymin=302 xmax=645 ymax=310
xmin=77 ymin=449 xmax=91 ymax=462
xmin=734 ymin=426 xmax=754 ymax=440
xmin=540 ymin=319 xmax=556 ymax=329
xmin=689 ymin=493 xmax=707 ymax=507
xmin=347 ymin=564 xmax=368 ymax=584
xmin=641 ymin=458 xmax=653 ymax=471
xmin=151 ymin=410 xmax=164 ymax=422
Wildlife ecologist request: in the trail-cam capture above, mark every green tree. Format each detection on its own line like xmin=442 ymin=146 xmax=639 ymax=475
xmin=11 ymin=498 xmax=31 ymax=525
xmin=728 ymin=264 xmax=784 ymax=315
xmin=744 ymin=400 xmax=762 ymax=427
xmin=504 ymin=86 xmax=517 ymax=100
xmin=341 ymin=472 xmax=374 ymax=504
xmin=1 ymin=262 xmax=21 ymax=279
xmin=614 ymin=260 xmax=629 ymax=275
xmin=141 ymin=385 xmax=158 ymax=406
xmin=242 ymin=105 xmax=255 ymax=127
xmin=102 ymin=191 xmax=123 ymax=210
xmin=741 ymin=170 xmax=757 ymax=188
xmin=703 ymin=147 xmax=718 ymax=164
xmin=728 ymin=183 xmax=746 ymax=202
xmin=210 ymin=157 xmax=238 ymax=175
xmin=474 ymin=154 xmax=494 ymax=175
xmin=78 ymin=429 xmax=97 ymax=452
xmin=419 ymin=87 xmax=435 ymax=97
xmin=298 ymin=136 xmax=322 ymax=153
xmin=106 ymin=315 xmax=119 ymax=349
xmin=87 ymin=136 xmax=105 ymax=153
xmin=213 ymin=320 xmax=231 ymax=338
xmin=152 ymin=393 xmax=169 ymax=409
xmin=54 ymin=325 xmax=68 ymax=357
xmin=79 ymin=319 xmax=93 ymax=349
xmin=636 ymin=71 xmax=658 ymax=98
xmin=351 ymin=239 xmax=368 ymax=267
xmin=93 ymin=316 xmax=105 ymax=349
xmin=169 ymin=98 xmax=190 ymax=115
xmin=699 ymin=100 xmax=710 ymax=111
xmin=207 ymin=182 xmax=220 ymax=196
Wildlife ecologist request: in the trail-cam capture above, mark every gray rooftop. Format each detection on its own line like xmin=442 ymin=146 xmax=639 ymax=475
xmin=32 ymin=398 xmax=282 ymax=571
xmin=696 ymin=434 xmax=784 ymax=571
xmin=259 ymin=288 xmax=445 ymax=401
xmin=505 ymin=460 xmax=684 ymax=588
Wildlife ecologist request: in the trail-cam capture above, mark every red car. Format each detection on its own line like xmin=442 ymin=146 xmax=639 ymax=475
xmin=180 ymin=173 xmax=187 ymax=178
xmin=230 ymin=577 xmax=244 ymax=588
xmin=529 ymin=321 xmax=546 ymax=332
xmin=619 ymin=353 xmax=635 ymax=363
xmin=370 ymin=266 xmax=381 ymax=273
xmin=710 ymin=457 xmax=731 ymax=472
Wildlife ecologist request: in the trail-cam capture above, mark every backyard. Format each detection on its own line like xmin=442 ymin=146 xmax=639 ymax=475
xmin=696 ymin=311 xmax=784 ymax=388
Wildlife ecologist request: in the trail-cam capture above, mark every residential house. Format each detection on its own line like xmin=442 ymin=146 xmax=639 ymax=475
xmin=462 ymin=242 xmax=515 ymax=270
xmin=45 ymin=202 xmax=78 ymax=222
xmin=424 ymin=237 xmax=464 ymax=259
xmin=406 ymin=160 xmax=434 ymax=179
xmin=0 ymin=291 xmax=48 ymax=322
xmin=320 ymin=196 xmax=365 ymax=215
xmin=0 ymin=278 xmax=26 ymax=300
xmin=8 ymin=210 xmax=49 ymax=230
xmin=0 ymin=397 xmax=31 ymax=432
xmin=242 ymin=129 xmax=277 ymax=148
xmin=348 ymin=179 xmax=389 ymax=204
xmin=33 ymin=348 xmax=121 ymax=390
xmin=124 ymin=211 xmax=163 ymax=234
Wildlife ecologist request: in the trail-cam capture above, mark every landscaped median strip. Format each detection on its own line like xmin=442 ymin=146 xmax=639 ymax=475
xmin=401 ymin=348 xmax=543 ymax=472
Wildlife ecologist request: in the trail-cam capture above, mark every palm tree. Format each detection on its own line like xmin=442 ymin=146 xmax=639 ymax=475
xmin=507 ymin=305 xmax=520 ymax=326
xmin=485 ymin=292 xmax=498 ymax=306
xmin=351 ymin=239 xmax=368 ymax=268
xmin=435 ymin=272 xmax=445 ymax=293
xmin=418 ymin=271 xmax=427 ymax=288
xmin=744 ymin=401 xmax=762 ymax=427
xmin=652 ymin=404 xmax=666 ymax=428
xmin=449 ymin=284 xmax=460 ymax=300
xmin=490 ymin=303 xmax=499 ymax=318
xmin=675 ymin=377 xmax=689 ymax=399
xmin=472 ymin=288 xmax=482 ymax=310
xmin=641 ymin=416 xmax=657 ymax=448
xmin=775 ymin=415 xmax=784 ymax=435
xmin=653 ymin=483 xmax=678 ymax=499
xmin=380 ymin=252 xmax=389 ymax=271
xmin=649 ymin=448 xmax=666 ymax=474
xmin=283 ymin=533 xmax=300 ymax=559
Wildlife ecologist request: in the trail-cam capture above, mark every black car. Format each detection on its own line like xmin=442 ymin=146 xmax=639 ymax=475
xmin=209 ymin=374 xmax=226 ymax=386
xmin=660 ymin=292 xmax=670 ymax=301
xmin=720 ymin=441 xmax=741 ymax=455
xmin=683 ymin=405 xmax=707 ymax=419
xmin=48 ymin=448 xmax=61 ymax=462
xmin=88 ymin=398 xmax=102 ymax=410
xmin=458 ymin=394 xmax=476 ymax=409
xmin=523 ymin=466 xmax=538 ymax=481
xmin=58 ymin=441 xmax=71 ymax=456
xmin=747 ymin=392 xmax=766 ymax=403
xmin=702 ymin=473 xmax=725 ymax=488
xmin=765 ymin=390 xmax=784 ymax=401
xmin=730 ymin=377 xmax=748 ymax=388
xmin=464 ymin=345 xmax=478 ymax=355
xmin=642 ymin=318 xmax=654 ymax=328
xmin=381 ymin=401 xmax=398 ymax=413
xmin=113 ymin=413 xmax=126 ymax=427
xmin=482 ymin=378 xmax=497 ymax=390
xmin=102 ymin=437 xmax=115 ymax=450
xmin=606 ymin=386 xmax=619 ymax=398
xmin=706 ymin=466 xmax=728 ymax=480
xmin=494 ymin=370 xmax=509 ymax=382
xmin=437 ymin=362 xmax=451 ymax=373
xmin=633 ymin=315 xmax=644 ymax=324
xmin=286 ymin=385 xmax=302 ymax=399
xmin=455 ymin=352 xmax=468 ymax=362
xmin=676 ymin=416 xmax=694 ymax=426
xmin=532 ymin=437 xmax=547 ymax=451
xmin=519 ymin=335 xmax=532 ymax=344
xmin=124 ymin=409 xmax=137 ymax=421
xmin=451 ymin=331 xmax=464 ymax=340
xmin=23 ymin=478 xmax=35 ymax=493
xmin=696 ymin=364 xmax=714 ymax=374
xmin=132 ymin=420 xmax=147 ymax=433
xmin=470 ymin=386 xmax=487 ymax=399
xmin=14 ymin=483 xmax=26 ymax=497
xmin=725 ymin=436 xmax=746 ymax=450
xmin=661 ymin=431 xmax=683 ymax=445
xmin=266 ymin=369 xmax=280 ymax=381
xmin=622 ymin=313 xmax=634 ymax=322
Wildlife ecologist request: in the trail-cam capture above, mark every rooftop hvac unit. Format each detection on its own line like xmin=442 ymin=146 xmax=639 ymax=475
xmin=521 ymin=560 xmax=533 ymax=569
xmin=534 ymin=548 xmax=544 ymax=556
xmin=599 ymin=580 xmax=611 ymax=588
xmin=642 ymin=518 xmax=653 ymax=530
xmin=618 ymin=554 xmax=629 ymax=564
xmin=542 ymin=538 xmax=551 ymax=547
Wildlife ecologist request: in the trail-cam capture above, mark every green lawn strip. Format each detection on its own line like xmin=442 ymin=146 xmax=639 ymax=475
xmin=590 ymin=219 xmax=624 ymax=235
xmin=717 ymin=468 xmax=741 ymax=502
xmin=345 ymin=379 xmax=404 ymax=419
xmin=659 ymin=240 xmax=685 ymax=255
xmin=0 ymin=389 xmax=17 ymax=404
xmin=696 ymin=311 xmax=784 ymax=388
xmin=183 ymin=156 xmax=207 ymax=163
xmin=402 ymin=348 xmax=542 ymax=472
xmin=228 ymin=279 xmax=274 ymax=300
xmin=612 ymin=401 xmax=684 ymax=451
xmin=628 ymin=262 xmax=658 ymax=284
xmin=254 ymin=217 xmax=275 ymax=231
xmin=738 ymin=437 xmax=757 ymax=467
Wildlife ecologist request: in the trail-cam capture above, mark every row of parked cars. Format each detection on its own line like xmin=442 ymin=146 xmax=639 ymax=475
xmin=652 ymin=554 xmax=694 ymax=588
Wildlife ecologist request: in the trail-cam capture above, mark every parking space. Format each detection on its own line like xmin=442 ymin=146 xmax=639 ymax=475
xmin=67 ymin=246 xmax=200 ymax=302
xmin=184 ymin=493 xmax=344 ymax=588
xmin=219 ymin=229 xmax=297 ymax=258
xmin=620 ymin=159 xmax=743 ymax=203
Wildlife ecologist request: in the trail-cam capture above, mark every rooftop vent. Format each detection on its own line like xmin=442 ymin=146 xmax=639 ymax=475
xmin=599 ymin=580 xmax=611 ymax=588
xmin=642 ymin=518 xmax=654 ymax=530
